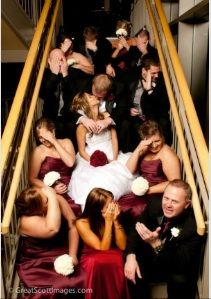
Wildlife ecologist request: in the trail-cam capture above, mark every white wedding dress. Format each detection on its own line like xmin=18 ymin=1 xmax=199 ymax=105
xmin=68 ymin=129 xmax=134 ymax=206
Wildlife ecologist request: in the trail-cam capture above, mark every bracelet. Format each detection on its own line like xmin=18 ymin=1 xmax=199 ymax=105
xmin=115 ymin=225 xmax=123 ymax=230
xmin=114 ymin=222 xmax=123 ymax=230
xmin=154 ymin=244 xmax=163 ymax=255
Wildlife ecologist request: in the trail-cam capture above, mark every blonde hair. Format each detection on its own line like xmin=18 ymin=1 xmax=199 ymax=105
xmin=116 ymin=20 xmax=132 ymax=36
xmin=139 ymin=120 xmax=164 ymax=141
xmin=92 ymin=74 xmax=113 ymax=94
xmin=71 ymin=92 xmax=104 ymax=120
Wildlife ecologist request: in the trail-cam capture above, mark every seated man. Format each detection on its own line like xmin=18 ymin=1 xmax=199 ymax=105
xmin=124 ymin=179 xmax=204 ymax=299
xmin=39 ymin=48 xmax=75 ymax=142
xmin=128 ymin=53 xmax=172 ymax=149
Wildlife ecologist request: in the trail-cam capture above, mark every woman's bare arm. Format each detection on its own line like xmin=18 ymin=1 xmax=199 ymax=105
xmin=28 ymin=147 xmax=46 ymax=188
xmin=110 ymin=127 xmax=118 ymax=160
xmin=56 ymin=194 xmax=79 ymax=265
xmin=148 ymin=145 xmax=181 ymax=194
xmin=77 ymin=124 xmax=90 ymax=161
xmin=19 ymin=187 xmax=61 ymax=238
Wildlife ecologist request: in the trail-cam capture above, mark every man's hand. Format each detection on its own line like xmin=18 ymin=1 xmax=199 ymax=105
xmin=80 ymin=117 xmax=98 ymax=133
xmin=95 ymin=118 xmax=113 ymax=133
xmin=130 ymin=107 xmax=140 ymax=116
xmin=135 ymin=222 xmax=161 ymax=247
xmin=124 ymin=254 xmax=142 ymax=284
xmin=48 ymin=57 xmax=60 ymax=75
xmin=106 ymin=64 xmax=116 ymax=77
xmin=60 ymin=56 xmax=68 ymax=77
xmin=142 ymin=70 xmax=152 ymax=91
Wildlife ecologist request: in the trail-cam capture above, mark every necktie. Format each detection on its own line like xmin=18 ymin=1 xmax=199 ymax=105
xmin=160 ymin=219 xmax=170 ymax=240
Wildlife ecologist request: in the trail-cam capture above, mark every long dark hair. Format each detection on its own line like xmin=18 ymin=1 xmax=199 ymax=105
xmin=77 ymin=188 xmax=114 ymax=237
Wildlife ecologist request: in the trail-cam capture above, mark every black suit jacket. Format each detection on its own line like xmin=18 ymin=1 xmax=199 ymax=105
xmin=128 ymin=70 xmax=172 ymax=144
xmin=74 ymin=79 xmax=130 ymax=126
xmin=74 ymin=36 xmax=113 ymax=74
xmin=40 ymin=69 xmax=74 ymax=121
xmin=129 ymin=71 xmax=170 ymax=119
xmin=125 ymin=198 xmax=204 ymax=277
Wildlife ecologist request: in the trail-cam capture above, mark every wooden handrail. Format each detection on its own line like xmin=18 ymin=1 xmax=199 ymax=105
xmin=154 ymin=0 xmax=208 ymax=189
xmin=1 ymin=0 xmax=61 ymax=234
xmin=1 ymin=0 xmax=51 ymax=175
xmin=145 ymin=0 xmax=205 ymax=235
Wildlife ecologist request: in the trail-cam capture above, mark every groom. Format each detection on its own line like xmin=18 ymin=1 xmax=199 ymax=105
xmin=124 ymin=179 xmax=204 ymax=299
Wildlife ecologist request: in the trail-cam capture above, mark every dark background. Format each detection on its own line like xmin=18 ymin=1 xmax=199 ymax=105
xmin=62 ymin=0 xmax=134 ymax=38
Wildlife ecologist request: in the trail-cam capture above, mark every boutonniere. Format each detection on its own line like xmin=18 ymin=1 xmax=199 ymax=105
xmin=170 ymin=227 xmax=181 ymax=240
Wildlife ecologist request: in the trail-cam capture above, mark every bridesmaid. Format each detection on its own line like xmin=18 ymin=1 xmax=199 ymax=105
xmin=16 ymin=186 xmax=85 ymax=299
xmin=29 ymin=117 xmax=81 ymax=215
xmin=126 ymin=120 xmax=180 ymax=194
xmin=118 ymin=120 xmax=181 ymax=222
xmin=76 ymin=188 xmax=131 ymax=299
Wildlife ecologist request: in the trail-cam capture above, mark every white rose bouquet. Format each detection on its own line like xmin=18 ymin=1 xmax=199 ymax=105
xmin=54 ymin=254 xmax=74 ymax=276
xmin=131 ymin=176 xmax=149 ymax=196
xmin=116 ymin=28 xmax=128 ymax=37
xmin=43 ymin=171 xmax=61 ymax=187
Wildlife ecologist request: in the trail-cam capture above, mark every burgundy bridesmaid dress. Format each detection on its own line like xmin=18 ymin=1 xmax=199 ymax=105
xmin=79 ymin=245 xmax=131 ymax=299
xmin=38 ymin=156 xmax=81 ymax=216
xmin=16 ymin=220 xmax=86 ymax=299
xmin=118 ymin=159 xmax=167 ymax=226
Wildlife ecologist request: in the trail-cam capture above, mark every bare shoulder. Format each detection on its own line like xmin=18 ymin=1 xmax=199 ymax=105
xmin=72 ymin=52 xmax=83 ymax=60
xmin=58 ymin=138 xmax=73 ymax=147
xmin=32 ymin=145 xmax=46 ymax=159
xmin=160 ymin=144 xmax=178 ymax=159
xmin=77 ymin=124 xmax=88 ymax=133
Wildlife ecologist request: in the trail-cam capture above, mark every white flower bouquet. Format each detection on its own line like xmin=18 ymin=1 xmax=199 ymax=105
xmin=67 ymin=58 xmax=77 ymax=66
xmin=43 ymin=171 xmax=61 ymax=187
xmin=131 ymin=176 xmax=149 ymax=196
xmin=116 ymin=28 xmax=128 ymax=37
xmin=54 ymin=254 xmax=74 ymax=276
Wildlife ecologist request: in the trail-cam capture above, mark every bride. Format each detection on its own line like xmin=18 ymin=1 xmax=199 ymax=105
xmin=68 ymin=92 xmax=134 ymax=208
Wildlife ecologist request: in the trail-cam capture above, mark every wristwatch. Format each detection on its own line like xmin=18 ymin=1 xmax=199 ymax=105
xmin=154 ymin=244 xmax=163 ymax=255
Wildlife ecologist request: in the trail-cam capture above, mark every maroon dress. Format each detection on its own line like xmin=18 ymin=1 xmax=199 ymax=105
xmin=38 ymin=156 xmax=81 ymax=216
xmin=79 ymin=245 xmax=131 ymax=299
xmin=16 ymin=220 xmax=86 ymax=299
xmin=118 ymin=159 xmax=167 ymax=225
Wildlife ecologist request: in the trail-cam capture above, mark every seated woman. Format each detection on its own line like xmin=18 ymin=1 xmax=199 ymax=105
xmin=29 ymin=117 xmax=81 ymax=215
xmin=57 ymin=33 xmax=94 ymax=96
xmin=111 ymin=20 xmax=133 ymax=82
xmin=118 ymin=120 xmax=181 ymax=220
xmin=76 ymin=188 xmax=131 ymax=299
xmin=68 ymin=92 xmax=134 ymax=209
xmin=16 ymin=186 xmax=85 ymax=299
